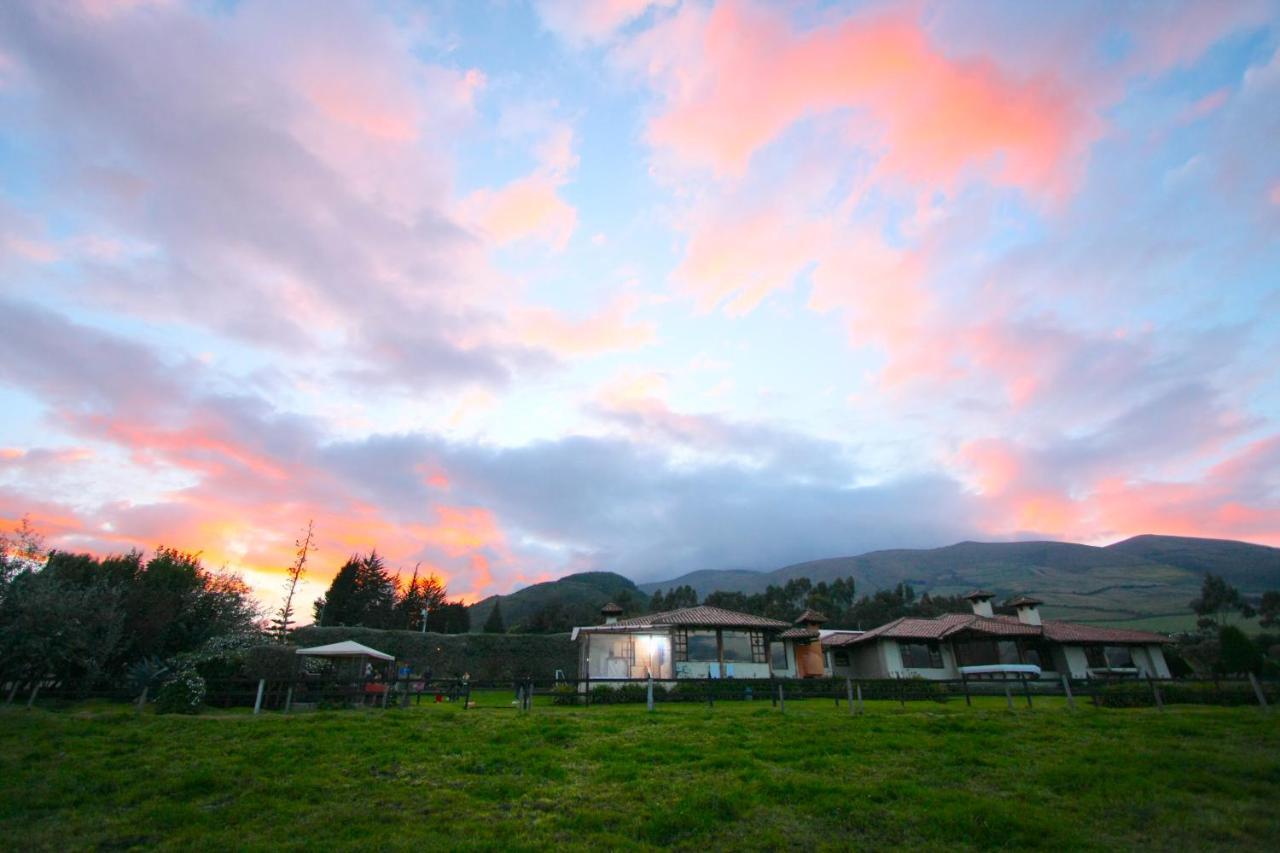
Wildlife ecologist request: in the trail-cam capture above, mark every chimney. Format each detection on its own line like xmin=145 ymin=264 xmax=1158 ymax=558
xmin=796 ymin=609 xmax=828 ymax=628
xmin=600 ymin=602 xmax=623 ymax=625
xmin=1007 ymin=596 xmax=1043 ymax=626
xmin=962 ymin=590 xmax=995 ymax=618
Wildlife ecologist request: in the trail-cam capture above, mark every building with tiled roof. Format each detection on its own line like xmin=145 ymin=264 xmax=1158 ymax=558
xmin=573 ymin=605 xmax=826 ymax=681
xmin=822 ymin=597 xmax=1171 ymax=681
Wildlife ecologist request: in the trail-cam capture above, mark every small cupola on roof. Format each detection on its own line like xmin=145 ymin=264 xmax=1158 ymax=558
xmin=962 ymin=589 xmax=996 ymax=618
xmin=796 ymin=609 xmax=828 ymax=627
xmin=1007 ymin=595 xmax=1043 ymax=626
xmin=600 ymin=602 xmax=623 ymax=625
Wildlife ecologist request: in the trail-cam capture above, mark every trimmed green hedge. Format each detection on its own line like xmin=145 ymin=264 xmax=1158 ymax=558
xmin=289 ymin=626 xmax=576 ymax=681
xmin=1093 ymin=680 xmax=1278 ymax=708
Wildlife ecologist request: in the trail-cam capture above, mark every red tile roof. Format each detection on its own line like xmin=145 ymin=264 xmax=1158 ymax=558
xmin=1041 ymin=620 xmax=1170 ymax=644
xmin=795 ymin=609 xmax=828 ymax=624
xmin=578 ymin=606 xmax=791 ymax=633
xmin=821 ymin=612 xmax=1169 ymax=647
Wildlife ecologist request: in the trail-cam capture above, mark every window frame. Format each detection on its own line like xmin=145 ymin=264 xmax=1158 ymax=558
xmin=899 ymin=641 xmax=944 ymax=669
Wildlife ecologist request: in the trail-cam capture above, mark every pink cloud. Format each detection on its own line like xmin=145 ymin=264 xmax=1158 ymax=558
xmin=463 ymin=174 xmax=578 ymax=250
xmin=512 ymin=295 xmax=655 ymax=357
xmin=633 ymin=1 xmax=1095 ymax=199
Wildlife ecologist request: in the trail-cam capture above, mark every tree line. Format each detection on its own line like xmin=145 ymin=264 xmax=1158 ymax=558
xmin=648 ymin=576 xmax=974 ymax=628
xmin=1 ymin=519 xmax=260 ymax=699
xmin=311 ymin=551 xmax=469 ymax=633
xmin=0 ymin=516 xmax=473 ymax=703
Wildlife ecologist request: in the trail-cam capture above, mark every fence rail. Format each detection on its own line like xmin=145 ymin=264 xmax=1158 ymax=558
xmin=6 ymin=672 xmax=1275 ymax=714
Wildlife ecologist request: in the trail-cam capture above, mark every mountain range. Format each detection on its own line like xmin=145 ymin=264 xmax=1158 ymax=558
xmin=467 ymin=534 xmax=1280 ymax=632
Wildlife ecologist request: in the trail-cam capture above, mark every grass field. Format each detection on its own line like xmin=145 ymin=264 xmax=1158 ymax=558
xmin=2 ymin=696 xmax=1278 ymax=851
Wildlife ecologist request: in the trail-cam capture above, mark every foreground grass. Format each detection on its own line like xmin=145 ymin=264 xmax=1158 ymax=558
xmin=2 ymin=697 xmax=1278 ymax=851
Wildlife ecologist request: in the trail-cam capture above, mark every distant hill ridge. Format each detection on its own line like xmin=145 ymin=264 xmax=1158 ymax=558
xmin=467 ymin=535 xmax=1280 ymax=631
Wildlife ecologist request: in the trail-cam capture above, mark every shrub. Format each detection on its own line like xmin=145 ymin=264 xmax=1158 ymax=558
xmin=242 ymin=644 xmax=299 ymax=680
xmin=155 ymin=669 xmax=206 ymax=715
xmin=550 ymin=683 xmax=579 ymax=706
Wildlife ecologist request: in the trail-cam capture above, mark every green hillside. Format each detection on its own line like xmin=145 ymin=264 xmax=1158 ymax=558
xmin=468 ymin=571 xmax=647 ymax=633
xmin=1106 ymin=534 xmax=1280 ymax=589
xmin=640 ymin=535 xmax=1280 ymax=628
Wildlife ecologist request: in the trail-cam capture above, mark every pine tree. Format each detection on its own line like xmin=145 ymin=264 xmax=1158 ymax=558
xmin=483 ymin=598 xmax=505 ymax=633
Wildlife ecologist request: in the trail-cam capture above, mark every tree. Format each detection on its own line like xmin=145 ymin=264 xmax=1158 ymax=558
xmin=314 ymin=551 xmax=397 ymax=628
xmin=1190 ymin=573 xmax=1248 ymax=630
xmin=0 ymin=568 xmax=125 ymax=702
xmin=483 ymin=598 xmax=506 ymax=633
xmin=271 ymin=520 xmax=314 ymax=642
xmin=1258 ymin=591 xmax=1280 ymax=629
xmin=0 ymin=515 xmax=45 ymax=598
xmin=657 ymin=585 xmax=698 ymax=610
xmin=1216 ymin=625 xmax=1261 ymax=676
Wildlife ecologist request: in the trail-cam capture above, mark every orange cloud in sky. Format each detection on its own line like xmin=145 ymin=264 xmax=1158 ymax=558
xmin=641 ymin=1 xmax=1093 ymax=199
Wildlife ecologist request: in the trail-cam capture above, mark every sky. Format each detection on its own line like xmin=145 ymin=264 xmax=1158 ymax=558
xmin=1 ymin=0 xmax=1279 ymax=614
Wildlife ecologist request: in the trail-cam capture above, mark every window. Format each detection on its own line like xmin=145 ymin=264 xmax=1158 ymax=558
xmin=673 ymin=630 xmax=688 ymax=662
xmin=899 ymin=642 xmax=943 ymax=669
xmin=957 ymin=640 xmax=998 ymax=666
xmin=750 ymin=632 xmax=768 ymax=663
xmin=588 ymin=635 xmax=633 ymax=678
xmin=1104 ymin=646 xmax=1134 ymax=669
xmin=686 ymin=631 xmax=719 ymax=661
xmin=721 ymin=631 xmax=754 ymax=662
xmin=833 ymin=650 xmax=850 ymax=667
xmin=1085 ymin=646 xmax=1107 ymax=668
xmin=770 ymin=642 xmax=788 ymax=670
xmin=1024 ymin=641 xmax=1056 ymax=672
xmin=997 ymin=640 xmax=1020 ymax=665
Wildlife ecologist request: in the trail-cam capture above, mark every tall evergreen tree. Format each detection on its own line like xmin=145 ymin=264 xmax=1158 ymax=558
xmin=314 ymin=551 xmax=397 ymax=628
xmin=483 ymin=598 xmax=506 ymax=633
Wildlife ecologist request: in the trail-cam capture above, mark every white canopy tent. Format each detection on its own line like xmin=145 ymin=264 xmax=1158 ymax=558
xmin=296 ymin=640 xmax=394 ymax=661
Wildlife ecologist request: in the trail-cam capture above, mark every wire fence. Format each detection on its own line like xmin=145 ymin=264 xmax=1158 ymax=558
xmin=7 ymin=672 xmax=1276 ymax=714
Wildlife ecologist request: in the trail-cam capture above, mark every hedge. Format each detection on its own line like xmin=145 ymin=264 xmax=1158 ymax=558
xmin=288 ymin=626 xmax=577 ymax=681
xmin=1093 ymin=680 xmax=1278 ymax=708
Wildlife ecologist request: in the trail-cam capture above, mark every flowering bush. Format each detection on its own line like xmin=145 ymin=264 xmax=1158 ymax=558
xmin=155 ymin=669 xmax=207 ymax=715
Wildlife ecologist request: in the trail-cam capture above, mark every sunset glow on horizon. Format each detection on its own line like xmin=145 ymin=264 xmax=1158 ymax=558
xmin=1 ymin=0 xmax=1278 ymax=612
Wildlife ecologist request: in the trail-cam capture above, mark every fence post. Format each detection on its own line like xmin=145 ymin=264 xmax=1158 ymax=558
xmin=770 ymin=675 xmax=777 ymax=708
xmin=1147 ymin=674 xmax=1164 ymax=711
xmin=253 ymin=678 xmax=266 ymax=715
xmin=526 ymin=679 xmax=534 ymax=712
xmin=1061 ymin=674 xmax=1075 ymax=710
xmin=1089 ymin=676 xmax=1099 ymax=708
xmin=284 ymin=683 xmax=294 ymax=714
xmin=846 ymin=678 xmax=855 ymax=717
xmin=1021 ymin=674 xmax=1033 ymax=709
xmin=1247 ymin=673 xmax=1269 ymax=712
xmin=647 ymin=675 xmax=655 ymax=712
xmin=960 ymin=672 xmax=971 ymax=707
xmin=778 ymin=682 xmax=785 ymax=713
xmin=1004 ymin=682 xmax=1014 ymax=711
xmin=897 ymin=674 xmax=905 ymax=708
xmin=856 ymin=682 xmax=864 ymax=715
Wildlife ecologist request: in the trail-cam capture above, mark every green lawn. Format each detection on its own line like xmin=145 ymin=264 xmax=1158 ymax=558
xmin=2 ymin=697 xmax=1278 ymax=851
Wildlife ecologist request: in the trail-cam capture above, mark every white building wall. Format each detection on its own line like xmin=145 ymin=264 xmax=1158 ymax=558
xmin=1061 ymin=645 xmax=1091 ymax=678
xmin=1147 ymin=645 xmax=1172 ymax=678
xmin=881 ymin=640 xmax=903 ymax=676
